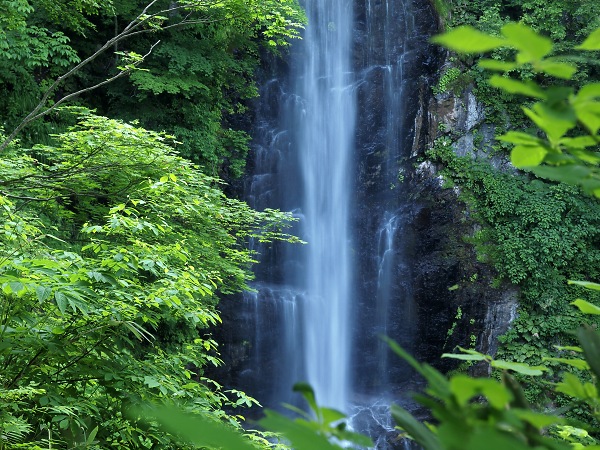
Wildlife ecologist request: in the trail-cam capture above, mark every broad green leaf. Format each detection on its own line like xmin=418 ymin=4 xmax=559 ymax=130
xmin=571 ymin=299 xmax=600 ymax=315
xmin=144 ymin=376 xmax=161 ymax=388
xmin=568 ymin=280 xmax=600 ymax=291
xmin=293 ymin=382 xmax=319 ymax=417
xmin=386 ymin=337 xmax=451 ymax=397
xmin=466 ymin=427 xmax=534 ymax=450
xmin=501 ymin=23 xmax=552 ymax=61
xmin=572 ymin=100 xmax=600 ymax=134
xmin=490 ymin=76 xmax=546 ymax=99
xmin=55 ymin=291 xmax=67 ymax=314
xmin=441 ymin=353 xmax=486 ymax=361
xmin=555 ymin=372 xmax=597 ymax=400
xmin=499 ymin=131 xmax=544 ymax=146
xmin=543 ymin=357 xmax=589 ymax=370
xmin=536 ymin=59 xmax=577 ymax=79
xmin=260 ymin=410 xmax=341 ymax=450
xmin=577 ymin=83 xmax=600 ymax=100
xmin=431 ymin=26 xmax=505 ymax=53
xmin=478 ymin=59 xmax=518 ymax=71
xmin=8 ymin=281 xmax=24 ymax=294
xmin=523 ymin=104 xmax=576 ymax=142
xmin=138 ymin=405 xmax=257 ymax=450
xmin=559 ymin=136 xmax=599 ymax=149
xmin=319 ymin=407 xmax=345 ymax=425
xmin=491 ymin=360 xmax=546 ymax=375
xmin=554 ymin=345 xmax=582 ymax=352
xmin=450 ymin=375 xmax=511 ymax=408
xmin=332 ymin=428 xmax=374 ymax=447
xmin=512 ymin=410 xmax=564 ymax=429
xmin=529 ymin=164 xmax=592 ymax=185
xmin=511 ymin=145 xmax=547 ymax=168
xmin=391 ymin=404 xmax=442 ymax=450
xmin=577 ymin=28 xmax=600 ymax=50
xmin=576 ymin=325 xmax=600 ymax=379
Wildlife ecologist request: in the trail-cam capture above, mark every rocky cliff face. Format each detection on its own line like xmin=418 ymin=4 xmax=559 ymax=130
xmin=211 ymin=0 xmax=518 ymax=428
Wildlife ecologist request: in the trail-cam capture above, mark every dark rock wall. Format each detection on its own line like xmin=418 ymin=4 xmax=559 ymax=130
xmin=211 ymin=0 xmax=517 ymax=425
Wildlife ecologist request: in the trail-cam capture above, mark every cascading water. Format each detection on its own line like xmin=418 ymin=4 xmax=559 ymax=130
xmin=295 ymin=0 xmax=356 ymax=411
xmin=215 ymin=0 xmax=440 ymax=447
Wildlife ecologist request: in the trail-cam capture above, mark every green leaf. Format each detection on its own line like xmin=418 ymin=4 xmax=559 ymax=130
xmin=511 ymin=145 xmax=547 ymax=168
xmin=319 ymin=407 xmax=346 ymax=426
xmin=391 ymin=404 xmax=442 ymax=450
xmin=577 ymin=83 xmax=600 ymax=100
xmin=431 ymin=26 xmax=505 ymax=53
xmin=332 ymin=428 xmax=373 ymax=447
xmin=559 ymin=136 xmax=599 ymax=149
xmin=536 ymin=59 xmax=577 ymax=79
xmin=513 ymin=410 xmax=564 ymax=429
xmin=501 ymin=22 xmax=553 ymax=62
xmin=529 ymin=164 xmax=592 ymax=185
xmin=260 ymin=410 xmax=341 ymax=450
xmin=441 ymin=353 xmax=486 ymax=361
xmin=144 ymin=376 xmax=161 ymax=388
xmin=489 ymin=76 xmax=546 ymax=99
xmin=577 ymin=28 xmax=600 ymax=50
xmin=478 ymin=59 xmax=518 ymax=71
xmin=55 ymin=291 xmax=67 ymax=314
xmin=36 ymin=285 xmax=52 ymax=302
xmin=491 ymin=360 xmax=546 ymax=376
xmin=576 ymin=325 xmax=600 ymax=379
xmin=543 ymin=357 xmax=589 ymax=370
xmin=293 ymin=382 xmax=319 ymax=417
xmin=450 ymin=375 xmax=511 ymax=408
xmin=571 ymin=299 xmax=600 ymax=315
xmin=499 ymin=131 xmax=544 ymax=146
xmin=137 ymin=405 xmax=257 ymax=450
xmin=568 ymin=280 xmax=600 ymax=291
xmin=555 ymin=372 xmax=597 ymax=400
xmin=523 ymin=103 xmax=577 ymax=142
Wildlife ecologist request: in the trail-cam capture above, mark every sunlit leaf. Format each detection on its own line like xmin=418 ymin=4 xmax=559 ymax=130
xmin=478 ymin=59 xmax=518 ymax=71
xmin=491 ymin=359 xmax=546 ymax=375
xmin=512 ymin=410 xmax=564 ymax=429
xmin=260 ymin=410 xmax=341 ymax=450
xmin=577 ymin=325 xmax=600 ymax=379
xmin=543 ymin=357 xmax=589 ymax=370
xmin=577 ymin=28 xmax=600 ymax=50
xmin=536 ymin=59 xmax=577 ymax=79
xmin=499 ymin=131 xmax=544 ymax=146
xmin=441 ymin=353 xmax=486 ymax=361
xmin=431 ymin=26 xmax=505 ymax=53
xmin=501 ymin=23 xmax=552 ymax=61
xmin=137 ymin=405 xmax=257 ymax=450
xmin=391 ymin=404 xmax=442 ymax=450
xmin=490 ymin=76 xmax=546 ymax=99
xmin=511 ymin=145 xmax=547 ymax=168
xmin=568 ymin=280 xmax=600 ymax=291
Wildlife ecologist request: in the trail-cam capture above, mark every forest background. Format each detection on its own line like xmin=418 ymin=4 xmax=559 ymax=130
xmin=2 ymin=0 xmax=600 ymax=449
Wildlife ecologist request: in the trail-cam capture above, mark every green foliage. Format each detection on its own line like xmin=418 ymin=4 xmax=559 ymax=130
xmin=435 ymin=23 xmax=600 ymax=196
xmin=390 ymin=286 xmax=600 ymax=450
xmin=0 ymin=0 xmax=306 ymax=176
xmin=433 ymin=67 xmax=462 ymax=95
xmin=259 ymin=383 xmax=373 ymax=450
xmin=428 ymin=24 xmax=600 ymax=399
xmin=0 ymin=112 xmax=296 ymax=448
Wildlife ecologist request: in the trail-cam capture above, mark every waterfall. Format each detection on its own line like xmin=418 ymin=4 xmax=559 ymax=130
xmin=295 ymin=0 xmax=356 ymax=411
xmin=216 ymin=0 xmax=440 ymax=446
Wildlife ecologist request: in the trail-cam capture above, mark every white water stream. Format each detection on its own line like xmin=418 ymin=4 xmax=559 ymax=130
xmin=297 ymin=0 xmax=356 ymax=411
